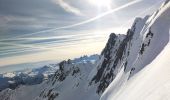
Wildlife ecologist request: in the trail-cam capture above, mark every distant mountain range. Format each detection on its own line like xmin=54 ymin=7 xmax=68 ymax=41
xmin=0 ymin=55 xmax=99 ymax=92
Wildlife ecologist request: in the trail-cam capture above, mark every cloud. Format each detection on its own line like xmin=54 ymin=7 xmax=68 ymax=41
xmin=52 ymin=0 xmax=84 ymax=16
xmin=3 ymin=0 xmax=142 ymax=39
xmin=0 ymin=0 xmax=165 ymax=67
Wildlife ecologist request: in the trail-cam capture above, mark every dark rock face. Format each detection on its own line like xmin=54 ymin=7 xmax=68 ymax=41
xmin=99 ymin=30 xmax=134 ymax=94
xmin=90 ymin=33 xmax=117 ymax=94
xmin=39 ymin=88 xmax=59 ymax=100
xmin=36 ymin=55 xmax=99 ymax=100
xmin=59 ymin=61 xmax=67 ymax=72
xmin=51 ymin=61 xmax=68 ymax=85
xmin=101 ymin=33 xmax=117 ymax=56
xmin=72 ymin=67 xmax=80 ymax=76
xmin=51 ymin=59 xmax=81 ymax=84
xmin=51 ymin=58 xmax=84 ymax=84
xmin=140 ymin=29 xmax=154 ymax=55
xmin=165 ymin=0 xmax=170 ymax=5
xmin=113 ymin=29 xmax=134 ymax=70
xmin=90 ymin=20 xmax=138 ymax=94
xmin=40 ymin=61 xmax=72 ymax=100
xmin=91 ymin=33 xmax=117 ymax=84
xmin=40 ymin=58 xmax=89 ymax=100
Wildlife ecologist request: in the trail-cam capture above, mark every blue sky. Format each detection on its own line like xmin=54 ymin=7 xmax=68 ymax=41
xmin=0 ymin=0 xmax=165 ymax=67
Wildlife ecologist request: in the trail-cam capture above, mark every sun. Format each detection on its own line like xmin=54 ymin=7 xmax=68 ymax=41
xmin=88 ymin=0 xmax=112 ymax=10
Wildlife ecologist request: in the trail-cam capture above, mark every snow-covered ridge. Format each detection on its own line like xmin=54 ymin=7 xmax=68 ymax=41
xmin=0 ymin=0 xmax=169 ymax=100
xmin=0 ymin=54 xmax=99 ymax=92
xmin=101 ymin=0 xmax=170 ymax=100
xmin=0 ymin=54 xmax=99 ymax=100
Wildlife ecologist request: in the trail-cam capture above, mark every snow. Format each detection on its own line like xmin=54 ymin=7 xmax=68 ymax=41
xmin=131 ymin=0 xmax=170 ymax=75
xmin=8 ymin=81 xmax=15 ymax=84
xmin=0 ymin=1 xmax=169 ymax=100
xmin=0 ymin=55 xmax=100 ymax=100
xmin=0 ymin=54 xmax=99 ymax=92
xmin=2 ymin=72 xmax=15 ymax=78
xmin=101 ymin=43 xmax=170 ymax=100
xmin=101 ymin=1 xmax=170 ymax=100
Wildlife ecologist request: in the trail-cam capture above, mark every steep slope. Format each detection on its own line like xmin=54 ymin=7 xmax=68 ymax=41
xmin=0 ymin=55 xmax=100 ymax=100
xmin=35 ymin=58 xmax=98 ymax=100
xmin=89 ymin=33 xmax=125 ymax=94
xmin=101 ymin=42 xmax=170 ymax=100
xmin=0 ymin=54 xmax=99 ymax=92
xmin=33 ymin=36 xmax=125 ymax=100
xmin=89 ymin=12 xmax=150 ymax=95
xmin=35 ymin=1 xmax=170 ymax=98
xmin=101 ymin=0 xmax=170 ymax=100
xmin=0 ymin=1 xmax=169 ymax=100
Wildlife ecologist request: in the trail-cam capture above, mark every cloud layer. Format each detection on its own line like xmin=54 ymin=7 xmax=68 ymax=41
xmin=0 ymin=0 xmax=165 ymax=67
xmin=53 ymin=0 xmax=84 ymax=16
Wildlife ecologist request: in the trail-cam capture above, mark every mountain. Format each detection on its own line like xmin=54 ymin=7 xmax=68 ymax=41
xmin=0 ymin=54 xmax=99 ymax=93
xmin=0 ymin=64 xmax=58 ymax=92
xmin=0 ymin=0 xmax=170 ymax=100
xmin=101 ymin=1 xmax=170 ymax=100
xmin=0 ymin=54 xmax=99 ymax=100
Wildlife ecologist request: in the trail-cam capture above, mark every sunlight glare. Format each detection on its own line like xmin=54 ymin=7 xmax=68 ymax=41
xmin=89 ymin=0 xmax=112 ymax=10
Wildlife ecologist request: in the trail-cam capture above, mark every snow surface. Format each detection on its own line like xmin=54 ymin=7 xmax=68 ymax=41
xmin=101 ymin=42 xmax=170 ymax=100
xmin=101 ymin=1 xmax=170 ymax=100
xmin=0 ymin=55 xmax=99 ymax=100
xmin=0 ymin=54 xmax=99 ymax=92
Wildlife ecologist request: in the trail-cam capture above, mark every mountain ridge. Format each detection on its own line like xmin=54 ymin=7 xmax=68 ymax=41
xmin=0 ymin=0 xmax=169 ymax=100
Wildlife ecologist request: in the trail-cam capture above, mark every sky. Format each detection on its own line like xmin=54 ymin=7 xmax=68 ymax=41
xmin=0 ymin=0 xmax=166 ymax=69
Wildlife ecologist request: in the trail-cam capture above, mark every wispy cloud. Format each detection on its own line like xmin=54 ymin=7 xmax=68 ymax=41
xmin=0 ymin=0 xmax=142 ymax=41
xmin=0 ymin=0 xmax=164 ymax=67
xmin=52 ymin=0 xmax=84 ymax=16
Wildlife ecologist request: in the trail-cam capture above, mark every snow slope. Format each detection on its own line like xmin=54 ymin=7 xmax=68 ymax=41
xmin=102 ymin=43 xmax=170 ymax=100
xmin=0 ymin=54 xmax=99 ymax=92
xmin=0 ymin=55 xmax=99 ymax=100
xmin=0 ymin=1 xmax=169 ymax=100
xmin=101 ymin=1 xmax=170 ymax=100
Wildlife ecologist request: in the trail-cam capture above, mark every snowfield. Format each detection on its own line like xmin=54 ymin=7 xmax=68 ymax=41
xmin=101 ymin=43 xmax=170 ymax=100
xmin=101 ymin=1 xmax=170 ymax=100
